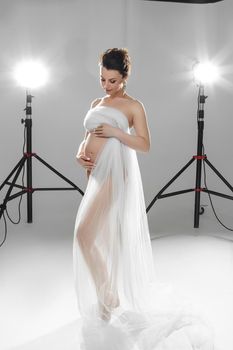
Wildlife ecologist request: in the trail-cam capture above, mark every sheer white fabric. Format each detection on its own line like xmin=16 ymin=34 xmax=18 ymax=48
xmin=73 ymin=106 xmax=214 ymax=350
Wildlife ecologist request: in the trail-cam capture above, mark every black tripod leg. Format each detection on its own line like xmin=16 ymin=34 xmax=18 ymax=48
xmin=205 ymin=158 xmax=233 ymax=193
xmin=0 ymin=157 xmax=26 ymax=220
xmin=0 ymin=158 xmax=26 ymax=191
xmin=34 ymin=154 xmax=84 ymax=196
xmin=146 ymin=157 xmax=195 ymax=213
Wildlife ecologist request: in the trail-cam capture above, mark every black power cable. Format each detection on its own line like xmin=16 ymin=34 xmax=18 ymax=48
xmin=202 ymin=145 xmax=233 ymax=232
xmin=0 ymin=123 xmax=26 ymax=247
xmin=0 ymin=212 xmax=7 ymax=248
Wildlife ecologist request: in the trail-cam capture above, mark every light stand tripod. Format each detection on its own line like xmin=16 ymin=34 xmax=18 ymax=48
xmin=0 ymin=91 xmax=84 ymax=224
xmin=146 ymin=84 xmax=233 ymax=228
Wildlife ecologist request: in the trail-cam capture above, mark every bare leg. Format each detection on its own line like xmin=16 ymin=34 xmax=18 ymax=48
xmin=75 ymin=176 xmax=119 ymax=319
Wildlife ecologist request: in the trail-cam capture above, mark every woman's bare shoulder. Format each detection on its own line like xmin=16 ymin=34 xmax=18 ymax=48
xmin=126 ymin=96 xmax=145 ymax=115
xmin=90 ymin=98 xmax=102 ymax=108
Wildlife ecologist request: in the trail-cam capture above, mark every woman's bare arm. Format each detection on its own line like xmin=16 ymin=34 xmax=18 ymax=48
xmin=93 ymin=100 xmax=151 ymax=152
xmin=115 ymin=101 xmax=151 ymax=152
xmin=76 ymin=130 xmax=89 ymax=157
xmin=76 ymin=98 xmax=102 ymax=170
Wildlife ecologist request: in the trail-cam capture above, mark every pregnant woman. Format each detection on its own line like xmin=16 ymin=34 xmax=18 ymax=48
xmin=74 ymin=47 xmax=153 ymax=319
xmin=73 ymin=48 xmax=214 ymax=350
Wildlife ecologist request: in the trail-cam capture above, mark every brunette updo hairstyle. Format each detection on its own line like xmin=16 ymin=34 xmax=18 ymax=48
xmin=99 ymin=48 xmax=131 ymax=78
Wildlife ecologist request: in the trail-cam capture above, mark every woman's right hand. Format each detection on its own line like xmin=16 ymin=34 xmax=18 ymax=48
xmin=76 ymin=153 xmax=95 ymax=171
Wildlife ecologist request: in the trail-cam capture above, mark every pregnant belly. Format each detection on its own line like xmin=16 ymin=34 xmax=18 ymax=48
xmin=83 ymin=133 xmax=108 ymax=163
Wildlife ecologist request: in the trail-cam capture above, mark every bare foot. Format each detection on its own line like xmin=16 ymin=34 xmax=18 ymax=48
xmin=98 ymin=292 xmax=120 ymax=321
xmin=99 ymin=303 xmax=111 ymax=322
xmin=105 ymin=290 xmax=120 ymax=309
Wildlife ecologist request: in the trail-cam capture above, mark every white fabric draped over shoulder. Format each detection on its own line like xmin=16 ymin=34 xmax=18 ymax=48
xmin=73 ymin=106 xmax=214 ymax=350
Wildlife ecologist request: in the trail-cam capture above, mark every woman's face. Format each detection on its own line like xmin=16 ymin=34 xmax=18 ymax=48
xmin=100 ymin=66 xmax=125 ymax=97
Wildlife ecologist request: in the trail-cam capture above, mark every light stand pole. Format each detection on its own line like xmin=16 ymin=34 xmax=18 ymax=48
xmin=194 ymin=85 xmax=205 ymax=227
xmin=25 ymin=92 xmax=33 ymax=222
xmin=0 ymin=91 xmax=84 ymax=224
xmin=146 ymin=84 xmax=233 ymax=228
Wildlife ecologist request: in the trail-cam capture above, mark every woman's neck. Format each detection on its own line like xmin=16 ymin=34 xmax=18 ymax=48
xmin=108 ymin=90 xmax=127 ymax=99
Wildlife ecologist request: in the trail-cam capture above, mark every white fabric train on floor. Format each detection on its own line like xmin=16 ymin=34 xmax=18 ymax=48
xmin=73 ymin=105 xmax=214 ymax=350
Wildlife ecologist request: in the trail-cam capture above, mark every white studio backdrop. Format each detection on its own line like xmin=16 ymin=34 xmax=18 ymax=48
xmin=0 ymin=0 xmax=233 ymax=239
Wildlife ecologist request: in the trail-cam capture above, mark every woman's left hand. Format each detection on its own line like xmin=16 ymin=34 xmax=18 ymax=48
xmin=92 ymin=124 xmax=120 ymax=138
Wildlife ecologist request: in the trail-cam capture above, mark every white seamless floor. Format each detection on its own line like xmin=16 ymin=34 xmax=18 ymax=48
xmin=0 ymin=223 xmax=233 ymax=350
